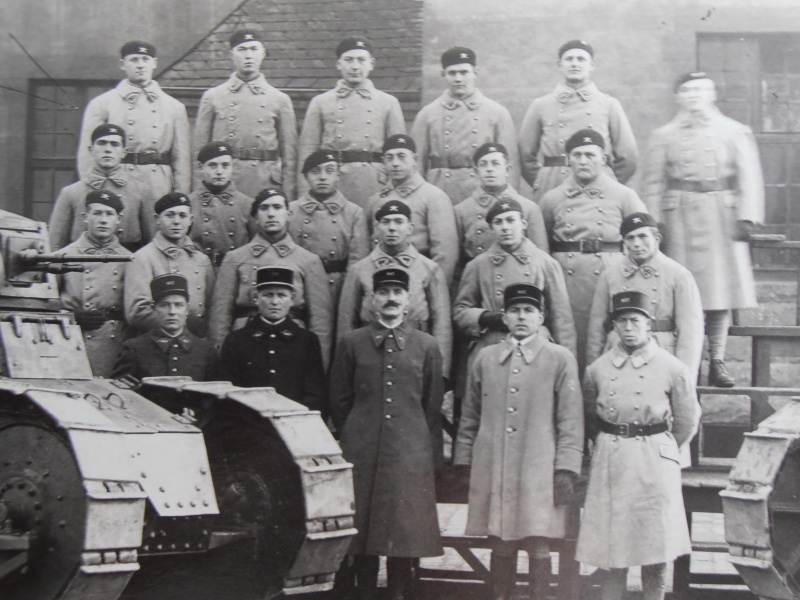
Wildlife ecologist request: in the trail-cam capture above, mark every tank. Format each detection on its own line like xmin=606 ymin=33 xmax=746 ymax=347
xmin=0 ymin=210 xmax=355 ymax=600
xmin=722 ymin=396 xmax=800 ymax=599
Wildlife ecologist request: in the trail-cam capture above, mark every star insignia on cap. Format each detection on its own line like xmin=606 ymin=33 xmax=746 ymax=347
xmin=488 ymin=146 xmax=497 ymax=152
xmin=326 ymin=153 xmax=335 ymax=161
xmin=355 ymin=41 xmax=365 ymax=47
xmin=389 ymin=205 xmax=399 ymax=212
xmin=501 ymin=202 xmax=510 ymax=210
xmin=459 ymin=52 xmax=468 ymax=59
xmin=218 ymin=145 xmax=227 ymax=152
xmin=621 ymin=298 xmax=630 ymax=303
xmin=244 ymin=33 xmax=254 ymax=40
xmin=632 ymin=217 xmax=642 ymax=224
xmin=583 ymin=137 xmax=592 ymax=143
xmin=108 ymin=127 xmax=118 ymax=133
xmin=138 ymin=47 xmax=148 ymax=53
xmin=397 ymin=137 xmax=406 ymax=143
xmin=99 ymin=193 xmax=110 ymax=199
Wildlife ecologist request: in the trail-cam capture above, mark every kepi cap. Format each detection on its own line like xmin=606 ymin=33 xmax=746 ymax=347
xmin=441 ymin=46 xmax=476 ymax=68
xmin=256 ymin=266 xmax=295 ymax=290
xmin=151 ymin=274 xmax=189 ymax=303
xmin=504 ymin=283 xmax=543 ymax=311
xmin=611 ymin=291 xmax=653 ymax=320
xmin=373 ymin=267 xmax=409 ymax=291
xmin=154 ymin=192 xmax=191 ymax=215
xmin=566 ymin=129 xmax=605 ymax=154
xmin=620 ymin=212 xmax=658 ymax=237
xmin=85 ymin=190 xmax=124 ymax=214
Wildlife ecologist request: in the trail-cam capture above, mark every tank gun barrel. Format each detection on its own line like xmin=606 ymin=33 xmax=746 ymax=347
xmin=15 ymin=249 xmax=132 ymax=274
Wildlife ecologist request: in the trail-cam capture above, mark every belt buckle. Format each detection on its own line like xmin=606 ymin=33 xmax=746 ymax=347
xmin=617 ymin=422 xmax=630 ymax=438
xmin=579 ymin=239 xmax=600 ymax=253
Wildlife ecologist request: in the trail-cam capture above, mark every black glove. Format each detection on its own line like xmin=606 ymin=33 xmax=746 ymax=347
xmin=553 ymin=470 xmax=578 ymax=506
xmin=733 ymin=219 xmax=755 ymax=242
xmin=74 ymin=310 xmax=107 ymax=331
xmin=478 ymin=310 xmax=508 ymax=332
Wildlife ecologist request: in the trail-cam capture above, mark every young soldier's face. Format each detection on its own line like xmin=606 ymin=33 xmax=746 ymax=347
xmin=503 ymin=302 xmax=544 ymax=340
xmin=442 ymin=63 xmax=477 ymax=99
xmin=624 ymin=227 xmax=661 ymax=265
xmin=231 ymin=42 xmax=266 ymax=79
xmin=83 ymin=203 xmax=121 ymax=242
xmin=337 ymin=49 xmax=374 ymax=85
xmin=200 ymin=156 xmax=234 ymax=188
xmin=254 ymin=196 xmax=290 ymax=236
xmin=120 ymin=53 xmax=157 ymax=85
xmin=90 ymin=135 xmax=126 ymax=170
xmin=154 ymin=294 xmax=189 ymax=335
xmin=491 ymin=211 xmax=527 ymax=249
xmin=475 ymin=152 xmax=510 ymax=188
xmin=383 ymin=149 xmax=417 ymax=184
xmin=255 ymin=285 xmax=294 ymax=322
xmin=558 ymin=48 xmax=594 ymax=86
xmin=613 ymin=311 xmax=652 ymax=350
xmin=305 ymin=161 xmax=339 ymax=196
xmin=375 ymin=215 xmax=413 ymax=248
xmin=675 ymin=79 xmax=716 ymax=112
xmin=372 ymin=284 xmax=409 ymax=321
xmin=568 ymin=145 xmax=606 ymax=184
xmin=156 ymin=207 xmax=193 ymax=242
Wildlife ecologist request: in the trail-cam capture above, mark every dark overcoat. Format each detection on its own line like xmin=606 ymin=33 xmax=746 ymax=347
xmin=112 ymin=329 xmax=219 ymax=381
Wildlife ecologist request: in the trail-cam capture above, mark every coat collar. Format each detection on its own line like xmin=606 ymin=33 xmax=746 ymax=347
xmin=199 ymin=181 xmax=238 ymax=205
xmin=150 ymin=329 xmax=192 ymax=352
xmin=227 ymin=73 xmax=270 ymax=94
xmin=439 ymin=88 xmax=484 ymax=111
xmin=249 ymin=233 xmax=295 ymax=258
xmin=370 ymin=321 xmax=409 ymax=350
xmin=380 ymin=172 xmax=425 ymax=198
xmin=152 ymin=232 xmax=200 ymax=257
xmin=298 ymin=191 xmax=346 ymax=214
xmin=622 ymin=252 xmax=660 ymax=279
xmin=116 ymin=79 xmax=163 ymax=102
xmin=334 ymin=78 xmax=376 ymax=99
xmin=85 ymin=165 xmax=127 ymax=189
xmin=554 ymin=81 xmax=598 ymax=103
xmin=487 ymin=238 xmax=537 ymax=265
xmin=245 ymin=316 xmax=298 ymax=340
xmin=497 ymin=333 xmax=546 ymax=364
xmin=611 ymin=338 xmax=658 ymax=369
xmin=371 ymin=243 xmax=418 ymax=269
xmin=474 ymin=184 xmax=518 ymax=208
xmin=71 ymin=232 xmax=125 ymax=255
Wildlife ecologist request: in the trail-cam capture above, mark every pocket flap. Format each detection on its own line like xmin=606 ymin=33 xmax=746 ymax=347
xmin=660 ymin=441 xmax=680 ymax=464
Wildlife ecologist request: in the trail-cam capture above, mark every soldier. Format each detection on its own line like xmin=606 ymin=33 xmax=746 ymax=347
xmin=195 ymin=29 xmax=298 ymax=199
xmin=586 ymin=212 xmax=704 ymax=375
xmin=219 ymin=267 xmax=325 ymax=413
xmin=642 ymin=71 xmax=765 ymax=387
xmin=365 ymin=134 xmax=458 ymax=286
xmin=410 ymin=46 xmax=520 ymax=204
xmin=577 ymin=291 xmax=700 ymax=600
xmin=541 ymin=129 xmax=647 ymax=370
xmin=78 ymin=41 xmax=191 ymax=197
xmin=125 ymin=192 xmax=214 ymax=337
xmin=50 ymin=124 xmax=155 ymax=252
xmin=298 ymin=36 xmax=406 ymax=209
xmin=330 ymin=267 xmax=444 ymax=600
xmin=188 ymin=141 xmax=255 ymax=268
xmin=208 ymin=188 xmax=334 ymax=369
xmin=519 ymin=40 xmax=638 ymax=202
xmin=56 ymin=190 xmax=132 ymax=377
xmin=454 ymin=283 xmax=583 ymax=600
xmin=337 ymin=199 xmax=452 ymax=374
xmin=289 ymin=149 xmax=369 ymax=305
xmin=113 ymin=274 xmax=218 ymax=381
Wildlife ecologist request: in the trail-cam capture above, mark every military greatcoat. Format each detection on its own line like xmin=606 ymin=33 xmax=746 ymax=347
xmin=365 ymin=172 xmax=458 ymax=286
xmin=112 ymin=329 xmax=219 ymax=381
xmin=124 ymin=233 xmax=215 ymax=337
xmin=195 ymin=74 xmax=298 ymax=199
xmin=540 ymin=172 xmax=647 ymax=369
xmin=330 ymin=322 xmax=444 ymax=558
xmin=453 ymin=335 xmax=584 ymax=540
xmin=577 ymin=340 xmax=700 ymax=568
xmin=57 ymin=233 xmax=132 ymax=378
xmin=188 ymin=182 xmax=255 ymax=267
xmin=78 ymin=80 xmax=192 ymax=197
xmin=586 ymin=251 xmax=704 ymax=374
xmin=48 ymin=167 xmax=156 ymax=251
xmin=220 ymin=317 xmax=326 ymax=413
xmin=336 ymin=244 xmax=452 ymax=373
xmin=410 ymin=89 xmax=520 ymax=204
xmin=518 ymin=82 xmax=638 ymax=202
xmin=208 ymin=234 xmax=333 ymax=369
xmin=288 ymin=191 xmax=369 ymax=305
xmin=298 ymin=79 xmax=406 ymax=208
xmin=641 ymin=108 xmax=764 ymax=310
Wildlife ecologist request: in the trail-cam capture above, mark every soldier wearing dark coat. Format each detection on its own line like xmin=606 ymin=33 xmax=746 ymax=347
xmin=220 ymin=266 xmax=326 ymax=413
xmin=330 ymin=267 xmax=443 ymax=600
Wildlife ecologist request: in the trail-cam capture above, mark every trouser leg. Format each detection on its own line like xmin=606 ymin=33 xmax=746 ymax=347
xmin=352 ymin=554 xmax=380 ymax=600
xmin=488 ymin=540 xmax=519 ymax=600
xmin=525 ymin=536 xmax=551 ymax=600
xmin=600 ymin=567 xmax=628 ymax=600
xmin=386 ymin=556 xmax=414 ymax=600
xmin=705 ymin=310 xmax=730 ymax=361
xmin=641 ymin=562 xmax=668 ymax=600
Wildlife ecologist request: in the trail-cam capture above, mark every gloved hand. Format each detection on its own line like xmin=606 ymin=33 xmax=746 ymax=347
xmin=553 ymin=470 xmax=578 ymax=506
xmin=733 ymin=219 xmax=755 ymax=242
xmin=74 ymin=310 xmax=107 ymax=331
xmin=478 ymin=310 xmax=508 ymax=332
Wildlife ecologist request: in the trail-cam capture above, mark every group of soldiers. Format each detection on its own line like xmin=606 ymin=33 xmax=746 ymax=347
xmin=46 ymin=28 xmax=766 ymax=600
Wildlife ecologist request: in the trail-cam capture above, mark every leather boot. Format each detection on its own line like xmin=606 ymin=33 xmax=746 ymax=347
xmin=709 ymin=359 xmax=735 ymax=388
xmin=528 ymin=557 xmax=551 ymax=600
xmin=386 ymin=557 xmax=413 ymax=600
xmin=488 ymin=553 xmax=517 ymax=600
xmin=353 ymin=554 xmax=379 ymax=600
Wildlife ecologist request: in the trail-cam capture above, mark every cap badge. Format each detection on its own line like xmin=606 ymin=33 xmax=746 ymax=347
xmin=389 ymin=205 xmax=398 ymax=212
xmin=326 ymin=154 xmax=335 ymax=160
xmin=108 ymin=127 xmax=118 ymax=133
xmin=244 ymin=33 xmax=254 ymax=40
xmin=138 ymin=47 xmax=148 ymax=53
xmin=488 ymin=146 xmax=497 ymax=152
xmin=632 ymin=217 xmax=642 ymax=224
xmin=583 ymin=137 xmax=592 ymax=143
xmin=356 ymin=41 xmax=365 ymax=47
xmin=100 ymin=193 xmax=110 ymax=200
xmin=459 ymin=52 xmax=468 ymax=59
xmin=501 ymin=202 xmax=510 ymax=210
xmin=397 ymin=137 xmax=406 ymax=143
xmin=218 ymin=145 xmax=227 ymax=152
xmin=621 ymin=297 xmax=630 ymax=303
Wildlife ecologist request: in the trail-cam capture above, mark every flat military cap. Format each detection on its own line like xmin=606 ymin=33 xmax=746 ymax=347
xmin=197 ymin=142 xmax=233 ymax=164
xmin=251 ymin=187 xmax=287 ymax=216
xmin=336 ymin=36 xmax=373 ymax=57
xmin=558 ymin=39 xmax=593 ymax=58
xmin=620 ymin=212 xmax=658 ymax=237
xmin=302 ymin=150 xmax=338 ymax=175
xmin=441 ymin=46 xmax=476 ymax=68
xmin=486 ymin=198 xmax=523 ymax=223
xmin=504 ymin=283 xmax=543 ymax=311
xmin=120 ymin=41 xmax=156 ymax=59
xmin=230 ymin=29 xmax=262 ymax=49
xmin=674 ymin=71 xmax=714 ymax=91
xmin=473 ymin=142 xmax=508 ymax=164
xmin=154 ymin=192 xmax=191 ymax=215
xmin=566 ymin=129 xmax=605 ymax=154
xmin=151 ymin=273 xmax=189 ymax=303
xmin=373 ymin=267 xmax=409 ymax=291
xmin=382 ymin=134 xmax=416 ymax=154
xmin=256 ymin=266 xmax=295 ymax=290
xmin=375 ymin=199 xmax=411 ymax=221
xmin=611 ymin=291 xmax=653 ymax=320
xmin=85 ymin=190 xmax=124 ymax=214
xmin=91 ymin=123 xmax=126 ymax=144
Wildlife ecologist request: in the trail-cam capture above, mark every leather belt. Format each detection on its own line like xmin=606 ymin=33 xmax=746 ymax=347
xmin=666 ymin=176 xmax=736 ymax=193
xmin=599 ymin=418 xmax=668 ymax=438
xmin=336 ymin=150 xmax=383 ymax=164
xmin=322 ymin=258 xmax=347 ymax=273
xmin=550 ymin=240 xmax=623 ymax=253
xmin=102 ymin=307 xmax=125 ymax=321
xmin=428 ymin=156 xmax=474 ymax=169
xmin=122 ymin=151 xmax=172 ymax=166
xmin=543 ymin=155 xmax=568 ymax=167
xmin=651 ymin=318 xmax=675 ymax=333
xmin=233 ymin=147 xmax=280 ymax=161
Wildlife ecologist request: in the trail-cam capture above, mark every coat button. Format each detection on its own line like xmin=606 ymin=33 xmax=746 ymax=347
xmin=387 ymin=381 xmax=393 ymax=386
xmin=510 ymin=387 xmax=518 ymax=393
xmin=385 ymin=415 xmax=392 ymax=420
xmin=508 ymin=407 xmax=515 ymax=413
xmin=506 ymin=427 xmax=514 ymax=433
xmin=386 ymin=398 xmax=392 ymax=403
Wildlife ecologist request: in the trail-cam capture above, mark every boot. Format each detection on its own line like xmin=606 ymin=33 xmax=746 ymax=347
xmin=528 ymin=557 xmax=551 ymax=600
xmin=386 ymin=557 xmax=413 ymax=600
xmin=488 ymin=553 xmax=517 ymax=600
xmin=709 ymin=359 xmax=735 ymax=388
xmin=353 ymin=554 xmax=379 ymax=600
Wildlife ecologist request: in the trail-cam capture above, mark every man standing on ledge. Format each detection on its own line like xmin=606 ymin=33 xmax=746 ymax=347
xmin=518 ymin=40 xmax=637 ymax=202
xmin=78 ymin=41 xmax=191 ymax=197
xmin=195 ymin=29 xmax=298 ymax=199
